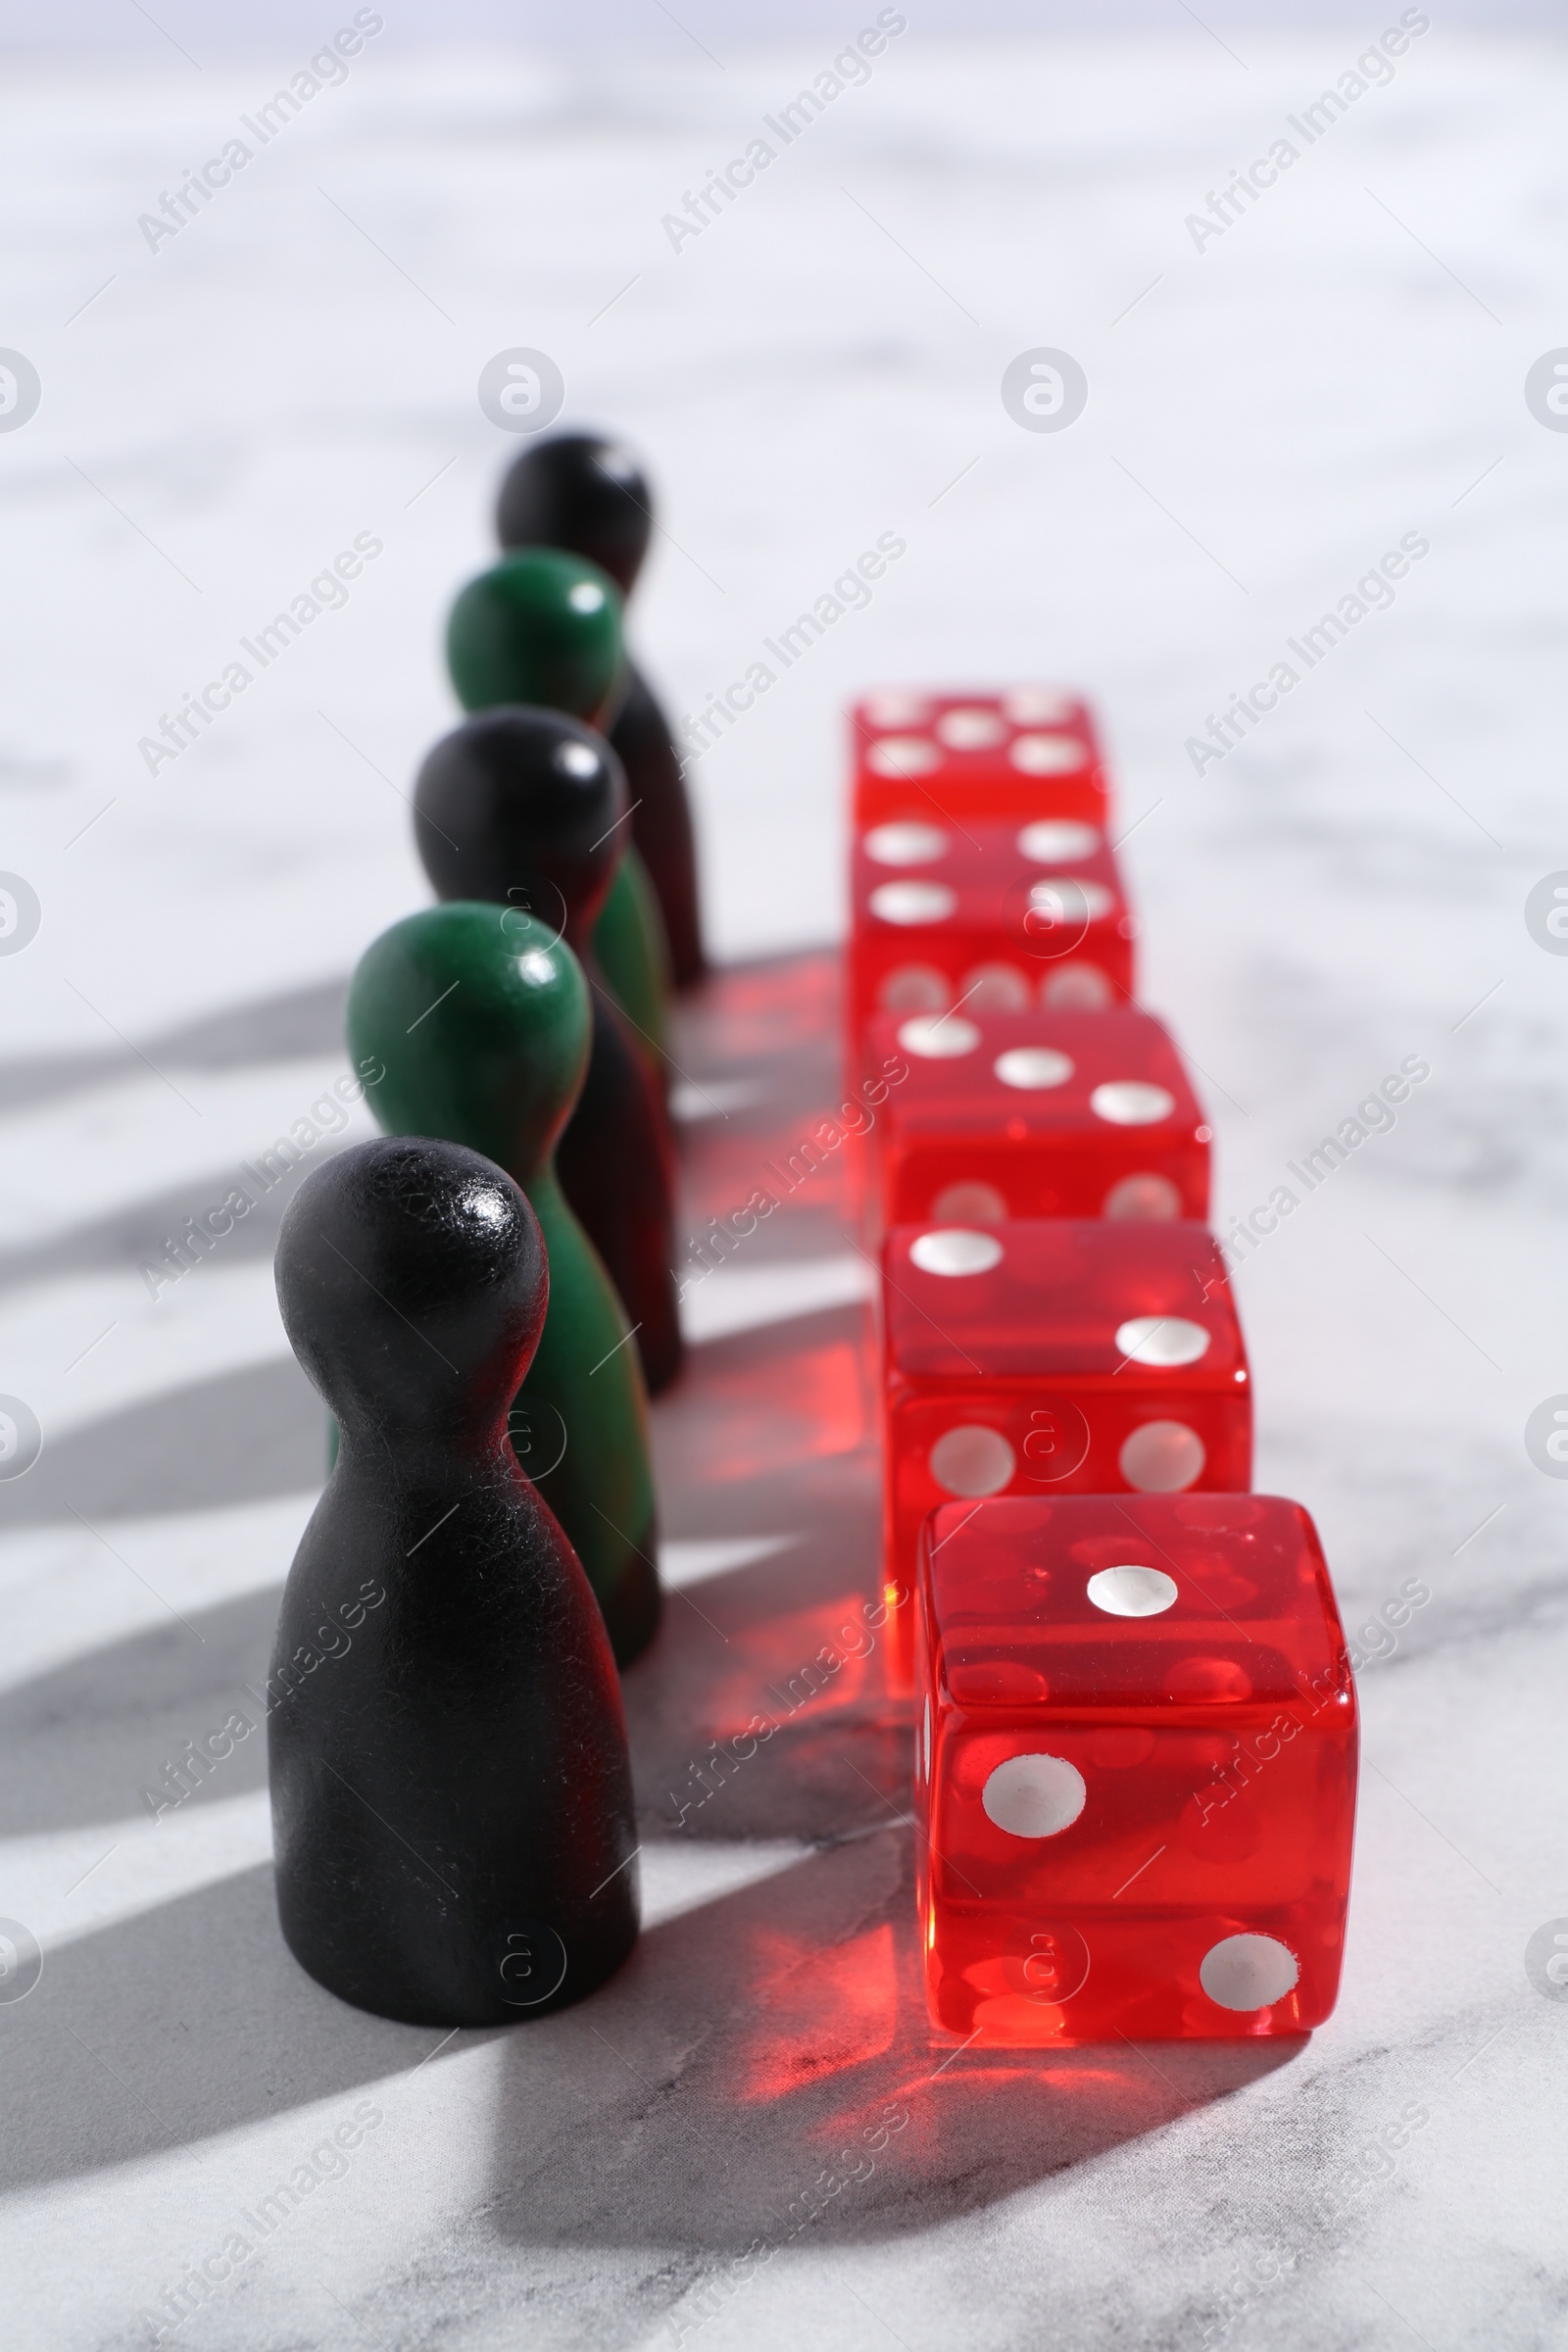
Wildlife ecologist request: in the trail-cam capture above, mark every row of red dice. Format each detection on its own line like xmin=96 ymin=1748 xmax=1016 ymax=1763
xmin=845 ymin=687 xmax=1358 ymax=2047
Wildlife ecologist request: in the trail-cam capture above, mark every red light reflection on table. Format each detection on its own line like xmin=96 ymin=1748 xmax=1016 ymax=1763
xmin=736 ymin=1923 xmax=898 ymax=2101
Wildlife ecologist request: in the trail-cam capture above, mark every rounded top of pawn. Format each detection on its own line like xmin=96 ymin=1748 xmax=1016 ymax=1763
xmin=446 ymin=546 xmax=622 ymax=723
xmin=275 ymin=1135 xmax=547 ymax=1448
xmin=348 ymin=905 xmax=591 ymax=1186
xmin=494 ymin=432 xmax=653 ymax=597
xmin=413 ymin=708 xmax=628 ymax=943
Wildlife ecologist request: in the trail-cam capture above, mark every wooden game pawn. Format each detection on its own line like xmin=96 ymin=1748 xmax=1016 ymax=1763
xmin=270 ymin=1134 xmax=639 ymax=2026
xmin=445 ymin=539 xmax=674 ymax=1067
xmin=413 ymin=706 xmax=685 ymax=1394
xmin=347 ymin=903 xmax=662 ymax=1666
xmin=495 ymin=431 xmax=706 ymax=988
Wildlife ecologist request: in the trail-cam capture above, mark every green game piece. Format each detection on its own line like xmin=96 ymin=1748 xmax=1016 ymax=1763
xmin=345 ymin=902 xmax=661 ymax=1667
xmin=445 ymin=543 xmax=673 ymax=1058
xmin=445 ymin=547 xmax=623 ymax=725
xmin=595 ymin=844 xmax=671 ymax=1070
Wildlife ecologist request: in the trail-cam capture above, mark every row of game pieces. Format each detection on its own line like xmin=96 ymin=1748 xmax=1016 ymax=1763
xmin=842 ymin=691 xmax=1360 ymax=2040
xmin=271 ymin=437 xmax=710 ymax=2024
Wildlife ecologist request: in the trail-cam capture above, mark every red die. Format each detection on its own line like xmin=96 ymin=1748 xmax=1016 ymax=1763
xmin=914 ymin=1494 xmax=1357 ymax=2042
xmin=882 ymin=1217 xmax=1250 ymax=1618
xmin=848 ymin=816 xmax=1135 ymax=1073
xmin=870 ymin=1006 xmax=1208 ymax=1234
xmin=851 ymin=688 xmax=1108 ymax=830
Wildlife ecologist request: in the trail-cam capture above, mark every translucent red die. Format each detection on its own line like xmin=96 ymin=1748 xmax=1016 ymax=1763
xmin=914 ymin=1494 xmax=1357 ymax=2042
xmin=850 ymin=688 xmax=1108 ymax=831
xmin=848 ymin=815 xmax=1136 ymax=1074
xmin=882 ymin=1218 xmax=1250 ymax=1623
xmin=868 ymin=1005 xmax=1209 ymax=1235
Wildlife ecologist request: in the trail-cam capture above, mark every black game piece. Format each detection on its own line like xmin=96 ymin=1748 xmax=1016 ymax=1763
xmin=496 ymin=431 xmax=706 ymax=986
xmin=413 ymin=708 xmax=685 ymax=1394
xmin=269 ymin=1135 xmax=639 ymax=2026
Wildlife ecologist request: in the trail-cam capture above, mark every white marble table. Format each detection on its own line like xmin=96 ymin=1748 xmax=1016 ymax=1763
xmin=2 ymin=25 xmax=1566 ymax=2349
